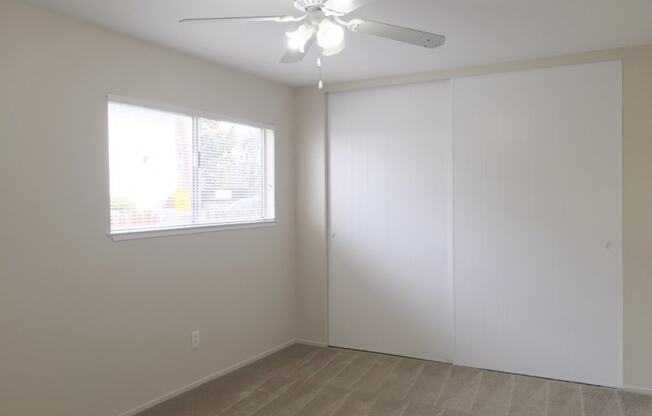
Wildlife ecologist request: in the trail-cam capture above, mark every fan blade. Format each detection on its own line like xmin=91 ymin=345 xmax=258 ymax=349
xmin=179 ymin=15 xmax=302 ymax=24
xmin=324 ymin=0 xmax=376 ymax=14
xmin=349 ymin=19 xmax=445 ymax=49
xmin=280 ymin=37 xmax=315 ymax=64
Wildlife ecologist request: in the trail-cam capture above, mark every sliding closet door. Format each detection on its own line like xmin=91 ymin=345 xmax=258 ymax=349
xmin=328 ymin=81 xmax=453 ymax=362
xmin=453 ymin=61 xmax=622 ymax=386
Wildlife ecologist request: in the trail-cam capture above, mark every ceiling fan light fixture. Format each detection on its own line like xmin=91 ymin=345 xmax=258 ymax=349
xmin=321 ymin=40 xmax=346 ymax=56
xmin=286 ymin=24 xmax=315 ymax=52
xmin=180 ymin=0 xmax=446 ymax=84
xmin=316 ymin=18 xmax=345 ymax=53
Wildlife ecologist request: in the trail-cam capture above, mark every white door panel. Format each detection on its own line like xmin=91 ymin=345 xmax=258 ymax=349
xmin=328 ymin=61 xmax=622 ymax=387
xmin=452 ymin=61 xmax=622 ymax=387
xmin=328 ymin=80 xmax=454 ymax=362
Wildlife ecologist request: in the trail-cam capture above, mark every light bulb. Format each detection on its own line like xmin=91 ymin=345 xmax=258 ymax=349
xmin=317 ymin=19 xmax=345 ymax=54
xmin=286 ymin=24 xmax=315 ymax=53
xmin=321 ymin=41 xmax=345 ymax=56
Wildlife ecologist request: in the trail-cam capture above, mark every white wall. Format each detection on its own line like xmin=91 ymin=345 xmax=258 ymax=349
xmin=0 ymin=1 xmax=296 ymax=415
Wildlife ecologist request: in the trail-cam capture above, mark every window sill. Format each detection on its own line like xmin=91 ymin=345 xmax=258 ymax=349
xmin=109 ymin=220 xmax=277 ymax=241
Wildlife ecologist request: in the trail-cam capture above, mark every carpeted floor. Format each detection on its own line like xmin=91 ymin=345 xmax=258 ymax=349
xmin=138 ymin=344 xmax=652 ymax=416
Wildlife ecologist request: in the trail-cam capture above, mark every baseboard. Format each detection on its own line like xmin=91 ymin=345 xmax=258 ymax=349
xmin=295 ymin=338 xmax=329 ymax=347
xmin=116 ymin=339 xmax=297 ymax=416
xmin=624 ymin=385 xmax=652 ymax=396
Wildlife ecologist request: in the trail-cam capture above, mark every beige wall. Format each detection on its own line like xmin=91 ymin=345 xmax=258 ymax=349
xmin=294 ymin=47 xmax=652 ymax=392
xmin=2 ymin=0 xmax=652 ymax=414
xmin=294 ymin=88 xmax=328 ymax=344
xmin=623 ymin=45 xmax=652 ymax=393
xmin=0 ymin=1 xmax=296 ymax=415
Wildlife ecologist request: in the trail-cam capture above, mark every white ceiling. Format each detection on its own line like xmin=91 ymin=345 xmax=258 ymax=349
xmin=21 ymin=0 xmax=652 ymax=86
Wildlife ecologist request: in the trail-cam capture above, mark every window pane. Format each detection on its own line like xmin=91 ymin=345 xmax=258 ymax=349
xmin=109 ymin=102 xmax=193 ymax=231
xmin=197 ymin=118 xmax=265 ymax=224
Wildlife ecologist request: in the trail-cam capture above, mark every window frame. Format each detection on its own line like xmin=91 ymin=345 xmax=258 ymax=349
xmin=106 ymin=94 xmax=276 ymax=241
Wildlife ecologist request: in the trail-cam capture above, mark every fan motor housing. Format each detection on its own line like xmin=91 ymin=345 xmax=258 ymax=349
xmin=294 ymin=0 xmax=327 ymax=12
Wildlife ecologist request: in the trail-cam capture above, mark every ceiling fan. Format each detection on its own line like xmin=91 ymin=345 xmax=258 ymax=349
xmin=179 ymin=0 xmax=446 ymax=65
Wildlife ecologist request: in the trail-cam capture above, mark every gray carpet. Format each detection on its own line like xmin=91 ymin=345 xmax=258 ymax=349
xmin=138 ymin=344 xmax=652 ymax=416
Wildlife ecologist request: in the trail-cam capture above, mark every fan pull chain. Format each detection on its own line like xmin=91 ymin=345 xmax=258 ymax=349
xmin=317 ymin=58 xmax=324 ymax=90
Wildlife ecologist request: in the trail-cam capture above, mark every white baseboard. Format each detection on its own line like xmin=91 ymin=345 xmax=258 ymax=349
xmin=624 ymin=385 xmax=652 ymax=396
xmin=116 ymin=339 xmax=297 ymax=416
xmin=295 ymin=338 xmax=329 ymax=347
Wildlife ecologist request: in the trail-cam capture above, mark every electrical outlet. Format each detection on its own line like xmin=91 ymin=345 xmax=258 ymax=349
xmin=191 ymin=330 xmax=200 ymax=350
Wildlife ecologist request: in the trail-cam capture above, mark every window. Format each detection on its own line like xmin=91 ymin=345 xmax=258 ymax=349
xmin=108 ymin=98 xmax=275 ymax=238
